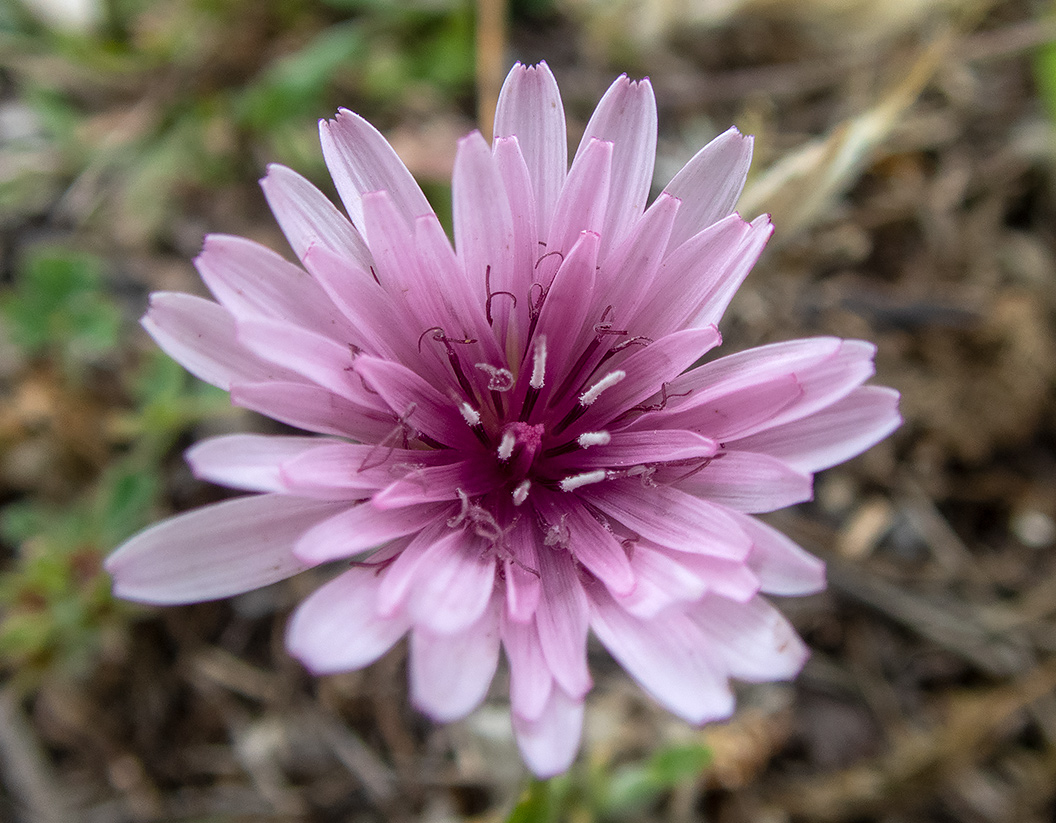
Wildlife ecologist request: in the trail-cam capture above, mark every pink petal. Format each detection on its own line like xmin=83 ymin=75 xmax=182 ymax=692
xmin=293 ymin=501 xmax=452 ymax=563
xmin=371 ymin=457 xmax=497 ymax=509
xmin=688 ymin=595 xmax=809 ymax=682
xmin=504 ymin=517 xmax=542 ymax=623
xmin=663 ymin=126 xmax=754 ymax=248
xmin=142 ymin=293 xmax=296 ymax=390
xmin=672 ymin=450 xmax=813 ymax=513
xmin=406 ymin=531 xmax=497 ymax=635
xmin=493 ymin=61 xmax=566 ymax=237
xmin=731 ymin=511 xmax=826 ymax=596
xmin=633 ymin=213 xmax=752 ymax=337
xmin=186 ymin=434 xmax=331 ymax=493
xmin=571 ymin=326 xmax=722 ymax=433
xmin=539 ymin=138 xmax=612 ymax=288
xmin=512 ymin=685 xmax=584 ymax=779
xmin=300 ymin=243 xmax=409 ymax=364
xmin=353 ymin=355 xmax=479 ymax=450
xmin=532 ymin=230 xmax=599 ymax=396
xmin=279 ymin=443 xmax=453 ymax=500
xmin=599 ymin=192 xmax=680 ymax=320
xmin=259 ymin=163 xmax=372 ymax=268
xmin=732 ymin=385 xmax=901 ymax=472
xmin=492 ymin=136 xmax=538 ymax=331
xmin=319 ymin=108 xmax=432 ymax=230
xmin=375 ymin=525 xmax=453 ymax=617
xmin=362 ymin=191 xmax=444 ymax=317
xmin=764 ymin=340 xmax=878 ymax=430
xmin=692 ymin=214 xmax=773 ymax=329
xmin=236 ymin=316 xmax=377 ymax=403
xmin=620 ymin=544 xmax=708 ymax=618
xmin=230 ymin=380 xmax=396 ymax=441
xmin=667 ymin=337 xmax=876 ymax=439
xmin=574 ymin=75 xmax=657 ymax=257
xmin=675 ymin=553 xmax=761 ymax=602
xmin=452 ymin=131 xmax=516 ymax=317
xmin=286 ymin=564 xmax=411 ymax=674
xmin=637 ymin=373 xmax=804 ymax=443
xmin=590 ymin=590 xmax=734 ymax=723
xmin=410 ymin=598 xmax=500 ymax=721
xmin=195 ymin=234 xmax=353 ymax=335
xmin=414 ymin=213 xmax=503 ymax=364
xmin=534 ymin=494 xmax=635 ymax=596
xmin=660 ymin=337 xmax=841 ymax=413
xmin=562 ymin=429 xmax=718 ymax=470
xmin=581 ymin=480 xmax=751 ymax=560
xmin=534 ymin=545 xmax=592 ymax=699
xmin=106 ymin=495 xmax=345 ymax=604
xmin=501 ymin=614 xmax=553 ymax=720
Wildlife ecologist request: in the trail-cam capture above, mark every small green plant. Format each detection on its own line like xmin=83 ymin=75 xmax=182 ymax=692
xmin=0 ymin=246 xmax=120 ymax=376
xmin=505 ymin=741 xmax=713 ymax=822
xmin=0 ymin=246 xmax=230 ymax=683
xmin=0 ymin=461 xmax=154 ymax=681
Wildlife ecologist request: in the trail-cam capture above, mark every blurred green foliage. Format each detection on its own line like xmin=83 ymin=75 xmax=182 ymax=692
xmin=1033 ymin=37 xmax=1056 ymax=125
xmin=0 ymin=247 xmax=120 ymax=376
xmin=0 ymin=462 xmax=151 ymax=679
xmin=0 ymin=245 xmax=229 ymax=684
xmin=1 ymin=0 xmax=489 ymax=241
xmin=506 ymin=742 xmax=713 ymax=822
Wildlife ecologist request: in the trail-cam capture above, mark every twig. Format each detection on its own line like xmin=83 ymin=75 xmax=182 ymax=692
xmin=0 ymin=687 xmax=68 ymax=823
xmin=475 ymin=0 xmax=507 ymax=141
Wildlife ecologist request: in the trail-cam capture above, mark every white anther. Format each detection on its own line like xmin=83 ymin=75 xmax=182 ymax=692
xmin=459 ymin=402 xmax=481 ymax=427
xmin=512 ymin=479 xmax=531 ymax=506
xmin=530 ymin=335 xmax=547 ymax=389
xmin=559 ymin=470 xmax=608 ymax=492
xmin=579 ymin=370 xmax=625 ymax=406
xmin=577 ymin=431 xmax=611 ymax=448
xmin=498 ymin=430 xmax=516 ymax=460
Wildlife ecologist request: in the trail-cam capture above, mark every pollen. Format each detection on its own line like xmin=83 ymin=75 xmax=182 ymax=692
xmin=559 ymin=469 xmax=608 ymax=492
xmin=579 ymin=370 xmax=625 ymax=406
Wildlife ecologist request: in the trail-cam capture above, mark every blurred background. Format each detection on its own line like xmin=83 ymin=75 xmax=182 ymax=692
xmin=1 ymin=0 xmax=1055 ymax=821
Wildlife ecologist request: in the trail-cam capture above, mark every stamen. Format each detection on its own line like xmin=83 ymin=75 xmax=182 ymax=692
xmin=535 ymin=250 xmax=564 ymax=269
xmin=579 ymin=370 xmax=626 ymax=406
xmin=447 ymin=489 xmax=473 ymax=528
xmin=512 ymin=479 xmax=531 ymax=506
xmin=475 ymin=363 xmax=514 ymax=391
xmin=630 ymin=381 xmax=691 ymax=414
xmin=358 ymin=403 xmax=416 ymax=471
xmin=542 ymin=514 xmax=570 ymax=548
xmin=519 ymin=335 xmax=546 ymax=422
xmin=525 ymin=283 xmax=547 ymax=341
xmin=459 ymin=402 xmax=481 ymax=427
xmin=530 ymin=336 xmax=547 ymax=389
xmin=577 ymin=431 xmax=611 ymax=448
xmin=497 ymin=430 xmax=516 ymax=460
xmin=593 ymin=306 xmax=628 ymax=336
xmin=559 ymin=470 xmax=608 ymax=492
xmin=484 ymin=265 xmax=517 ymax=327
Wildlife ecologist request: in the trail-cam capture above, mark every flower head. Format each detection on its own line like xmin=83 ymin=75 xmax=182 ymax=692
xmin=107 ymin=62 xmax=900 ymax=776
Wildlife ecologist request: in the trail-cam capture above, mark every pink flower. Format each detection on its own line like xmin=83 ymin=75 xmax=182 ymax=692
xmin=106 ymin=62 xmax=900 ymax=776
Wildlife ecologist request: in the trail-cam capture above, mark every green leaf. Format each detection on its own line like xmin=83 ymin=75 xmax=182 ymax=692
xmin=1034 ymin=33 xmax=1056 ymax=124
xmin=598 ymin=742 xmax=712 ymax=818
xmin=1 ymin=246 xmax=120 ymax=364
xmin=95 ymin=461 xmax=160 ymax=546
xmin=648 ymin=742 xmax=712 ymax=783
xmin=237 ymin=22 xmax=367 ymax=133
xmin=506 ymin=779 xmax=557 ymax=823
